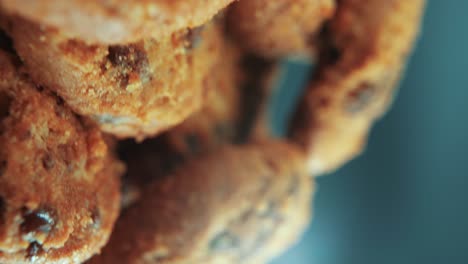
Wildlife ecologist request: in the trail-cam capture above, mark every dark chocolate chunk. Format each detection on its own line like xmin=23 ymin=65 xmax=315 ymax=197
xmin=0 ymin=92 xmax=12 ymax=134
xmin=20 ymin=207 xmax=56 ymax=235
xmin=0 ymin=29 xmax=15 ymax=54
xmin=41 ymin=154 xmax=55 ymax=170
xmin=326 ymin=44 xmax=342 ymax=65
xmin=107 ymin=44 xmax=150 ymax=88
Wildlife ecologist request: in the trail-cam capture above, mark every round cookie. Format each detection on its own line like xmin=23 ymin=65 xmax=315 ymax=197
xmin=1 ymin=16 xmax=223 ymax=139
xmin=289 ymin=0 xmax=426 ymax=175
xmin=227 ymin=0 xmax=335 ymax=58
xmin=0 ymin=0 xmax=234 ymax=44
xmin=0 ymin=51 xmax=123 ymax=263
xmin=90 ymin=140 xmax=313 ymax=264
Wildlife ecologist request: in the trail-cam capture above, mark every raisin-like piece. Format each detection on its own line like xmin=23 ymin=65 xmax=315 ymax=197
xmin=0 ymin=29 xmax=15 ymax=54
xmin=0 ymin=91 xmax=12 ymax=134
xmin=42 ymin=154 xmax=55 ymax=170
xmin=20 ymin=207 xmax=56 ymax=235
xmin=326 ymin=44 xmax=342 ymax=65
xmin=108 ymin=44 xmax=149 ymax=88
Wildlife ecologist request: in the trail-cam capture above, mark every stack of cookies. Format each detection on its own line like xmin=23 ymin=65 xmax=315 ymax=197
xmin=0 ymin=0 xmax=425 ymax=263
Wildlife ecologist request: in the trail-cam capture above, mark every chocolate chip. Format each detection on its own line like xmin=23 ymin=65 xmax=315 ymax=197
xmin=326 ymin=44 xmax=342 ymax=65
xmin=0 ymin=29 xmax=15 ymax=54
xmin=107 ymin=44 xmax=149 ymax=88
xmin=41 ymin=154 xmax=55 ymax=170
xmin=0 ymin=196 xmax=6 ymax=224
xmin=20 ymin=207 xmax=56 ymax=235
xmin=26 ymin=241 xmax=44 ymax=261
xmin=185 ymin=26 xmax=204 ymax=50
xmin=345 ymin=82 xmax=376 ymax=114
xmin=0 ymin=91 xmax=12 ymax=132
xmin=210 ymin=231 xmax=240 ymax=252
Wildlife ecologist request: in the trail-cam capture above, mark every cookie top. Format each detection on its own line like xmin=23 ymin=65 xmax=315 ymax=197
xmin=227 ymin=0 xmax=335 ymax=57
xmin=2 ymin=16 xmax=224 ymax=139
xmin=91 ymin=140 xmax=313 ymax=264
xmin=0 ymin=50 xmax=123 ymax=263
xmin=289 ymin=0 xmax=426 ymax=174
xmin=0 ymin=0 xmax=234 ymax=44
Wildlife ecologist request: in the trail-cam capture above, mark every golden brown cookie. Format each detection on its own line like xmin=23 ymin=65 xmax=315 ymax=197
xmin=0 ymin=0 xmax=234 ymax=44
xmin=1 ymin=16 xmax=223 ymax=140
xmin=90 ymin=140 xmax=313 ymax=264
xmin=227 ymin=0 xmax=335 ymax=58
xmin=0 ymin=50 xmax=123 ymax=263
xmin=289 ymin=0 xmax=426 ymax=175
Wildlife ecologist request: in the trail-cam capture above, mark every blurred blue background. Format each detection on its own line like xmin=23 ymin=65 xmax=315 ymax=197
xmin=270 ymin=1 xmax=468 ymax=263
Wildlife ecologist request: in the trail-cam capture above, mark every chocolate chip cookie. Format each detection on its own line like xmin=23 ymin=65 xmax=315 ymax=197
xmin=289 ymin=0 xmax=426 ymax=174
xmin=90 ymin=140 xmax=313 ymax=264
xmin=0 ymin=50 xmax=124 ymax=263
xmin=2 ymin=16 xmax=223 ymax=139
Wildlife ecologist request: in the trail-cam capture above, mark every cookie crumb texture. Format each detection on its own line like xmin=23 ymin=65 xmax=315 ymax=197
xmin=0 ymin=51 xmax=123 ymax=264
xmin=90 ymin=141 xmax=313 ymax=264
xmin=0 ymin=0 xmax=234 ymax=44
xmin=2 ymin=17 xmax=223 ymax=139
